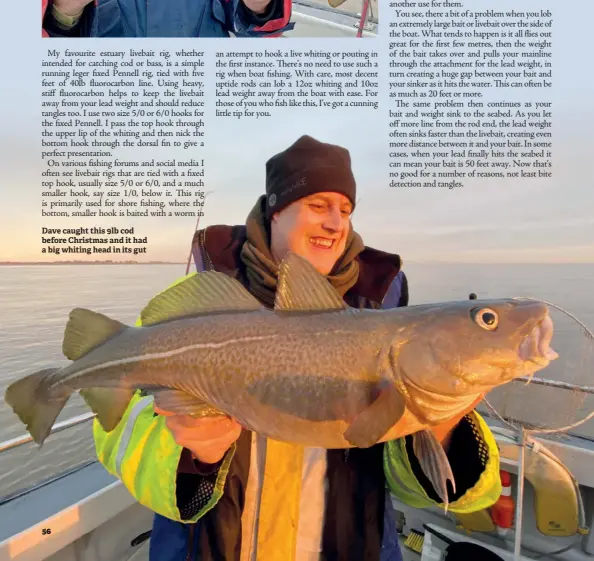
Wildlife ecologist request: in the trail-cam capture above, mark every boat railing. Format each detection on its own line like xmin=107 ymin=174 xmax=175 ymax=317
xmin=1 ymin=377 xmax=593 ymax=457
xmin=293 ymin=0 xmax=378 ymax=24
xmin=0 ymin=411 xmax=96 ymax=455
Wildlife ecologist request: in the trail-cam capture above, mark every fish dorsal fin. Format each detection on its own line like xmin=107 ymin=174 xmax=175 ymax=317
xmin=140 ymin=271 xmax=262 ymax=326
xmin=63 ymin=308 xmax=128 ymax=361
xmin=275 ymin=253 xmax=348 ymax=312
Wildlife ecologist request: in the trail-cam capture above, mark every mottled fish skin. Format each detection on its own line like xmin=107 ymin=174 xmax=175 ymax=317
xmin=5 ymin=252 xmax=558 ymax=456
xmin=42 ymin=309 xmax=397 ymax=442
xmin=23 ymin=298 xmax=553 ymax=448
xmin=4 ymin=254 xmax=559 ymax=507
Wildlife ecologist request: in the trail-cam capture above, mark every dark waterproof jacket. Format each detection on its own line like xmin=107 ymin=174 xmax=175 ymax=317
xmin=42 ymin=0 xmax=293 ymax=38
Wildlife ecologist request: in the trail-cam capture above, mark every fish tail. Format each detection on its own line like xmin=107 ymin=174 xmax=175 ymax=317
xmin=4 ymin=368 xmax=71 ymax=446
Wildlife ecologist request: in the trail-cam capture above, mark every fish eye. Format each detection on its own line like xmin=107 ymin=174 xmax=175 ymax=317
xmin=471 ymin=308 xmax=499 ymax=331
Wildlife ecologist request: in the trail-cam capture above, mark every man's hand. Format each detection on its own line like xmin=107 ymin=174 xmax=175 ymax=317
xmin=155 ymin=406 xmax=242 ymax=465
xmin=241 ymin=0 xmax=273 ymax=15
xmin=53 ymin=0 xmax=93 ymax=17
xmin=430 ymin=394 xmax=484 ymax=452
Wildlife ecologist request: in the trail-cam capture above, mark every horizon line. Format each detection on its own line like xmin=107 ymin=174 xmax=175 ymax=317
xmin=1 ymin=260 xmax=593 ymax=266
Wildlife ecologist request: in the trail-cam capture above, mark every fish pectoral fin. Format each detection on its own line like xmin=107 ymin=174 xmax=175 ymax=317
xmin=145 ymin=388 xmax=225 ymax=417
xmin=63 ymin=308 xmax=128 ymax=361
xmin=140 ymin=272 xmax=262 ymax=326
xmin=80 ymin=388 xmax=135 ymax=432
xmin=412 ymin=429 xmax=456 ymax=511
xmin=275 ymin=253 xmax=348 ymax=312
xmin=343 ymin=383 xmax=406 ymax=448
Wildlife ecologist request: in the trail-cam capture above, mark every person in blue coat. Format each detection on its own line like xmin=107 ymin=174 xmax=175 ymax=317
xmin=42 ymin=0 xmax=293 ymax=37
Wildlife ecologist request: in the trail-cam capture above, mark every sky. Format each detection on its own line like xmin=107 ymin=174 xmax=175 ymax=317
xmin=0 ymin=0 xmax=592 ymax=264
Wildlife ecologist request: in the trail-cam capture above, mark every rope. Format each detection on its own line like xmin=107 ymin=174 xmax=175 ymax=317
xmin=483 ymin=396 xmax=517 ymax=430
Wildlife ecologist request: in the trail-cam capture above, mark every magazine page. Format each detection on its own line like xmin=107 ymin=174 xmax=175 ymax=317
xmin=1 ymin=0 xmax=593 ymax=560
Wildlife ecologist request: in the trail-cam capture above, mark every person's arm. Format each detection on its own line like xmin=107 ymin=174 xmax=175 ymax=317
xmin=384 ymin=410 xmax=502 ymax=513
xmin=93 ymin=391 xmax=239 ymax=522
xmin=155 ymin=407 xmax=242 ymax=520
xmin=93 ymin=272 xmax=240 ymax=522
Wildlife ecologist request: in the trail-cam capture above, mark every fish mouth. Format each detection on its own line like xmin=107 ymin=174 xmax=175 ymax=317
xmin=518 ymin=314 xmax=559 ymax=366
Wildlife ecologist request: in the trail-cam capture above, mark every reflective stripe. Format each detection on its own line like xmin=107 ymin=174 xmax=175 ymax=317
xmin=115 ymin=395 xmax=154 ymax=478
xmin=385 ymin=445 xmax=418 ymax=497
xmin=193 ymin=245 xmax=205 ymax=273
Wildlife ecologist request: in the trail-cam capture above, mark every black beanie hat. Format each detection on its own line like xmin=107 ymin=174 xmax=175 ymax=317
xmin=264 ymin=135 xmax=357 ymax=219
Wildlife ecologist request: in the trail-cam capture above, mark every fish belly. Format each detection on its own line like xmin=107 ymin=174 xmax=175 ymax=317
xmin=234 ymin=404 xmax=427 ymax=449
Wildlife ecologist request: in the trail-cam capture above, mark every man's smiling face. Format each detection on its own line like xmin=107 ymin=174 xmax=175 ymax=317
xmin=270 ymin=192 xmax=353 ymax=275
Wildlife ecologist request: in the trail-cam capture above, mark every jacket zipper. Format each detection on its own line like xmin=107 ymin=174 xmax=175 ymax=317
xmin=185 ymin=524 xmax=195 ymax=561
xmin=197 ymin=228 xmax=214 ymax=271
xmin=185 ymin=228 xmax=208 ymax=561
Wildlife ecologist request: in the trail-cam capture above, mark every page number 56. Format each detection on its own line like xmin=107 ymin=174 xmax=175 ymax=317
xmin=42 ymin=528 xmax=52 ymax=535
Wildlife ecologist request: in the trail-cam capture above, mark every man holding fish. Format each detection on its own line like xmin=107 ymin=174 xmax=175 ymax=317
xmin=6 ymin=135 xmax=559 ymax=560
xmin=42 ymin=0 xmax=291 ymax=37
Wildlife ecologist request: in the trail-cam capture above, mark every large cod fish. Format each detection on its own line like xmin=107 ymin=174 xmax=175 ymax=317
xmin=5 ymin=253 xmax=558 ymax=505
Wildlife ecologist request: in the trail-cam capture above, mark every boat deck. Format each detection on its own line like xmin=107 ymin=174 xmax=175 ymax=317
xmin=0 ymin=458 xmax=422 ymax=561
xmin=0 ymin=463 xmax=114 ymax=543
xmin=2 ymin=419 xmax=594 ymax=561
xmin=0 ymin=462 xmax=154 ymax=561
